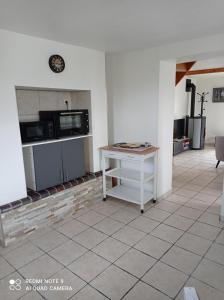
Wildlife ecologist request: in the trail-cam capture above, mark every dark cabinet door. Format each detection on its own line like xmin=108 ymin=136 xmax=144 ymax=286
xmin=33 ymin=143 xmax=62 ymax=191
xmin=62 ymin=139 xmax=85 ymax=182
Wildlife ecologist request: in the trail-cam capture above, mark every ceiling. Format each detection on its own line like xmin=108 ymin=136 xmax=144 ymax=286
xmin=0 ymin=0 xmax=224 ymax=52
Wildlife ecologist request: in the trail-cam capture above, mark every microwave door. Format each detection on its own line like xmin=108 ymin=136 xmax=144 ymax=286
xmin=59 ymin=113 xmax=83 ymax=133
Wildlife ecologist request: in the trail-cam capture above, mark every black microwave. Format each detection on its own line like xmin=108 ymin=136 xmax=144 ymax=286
xmin=39 ymin=110 xmax=89 ymax=138
xmin=19 ymin=121 xmax=54 ymax=143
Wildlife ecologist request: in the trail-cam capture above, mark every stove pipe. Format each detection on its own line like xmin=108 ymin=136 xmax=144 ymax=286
xmin=186 ymin=79 xmax=196 ymax=118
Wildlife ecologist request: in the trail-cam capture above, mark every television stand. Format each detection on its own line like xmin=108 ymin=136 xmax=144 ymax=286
xmin=173 ymin=137 xmax=190 ymax=156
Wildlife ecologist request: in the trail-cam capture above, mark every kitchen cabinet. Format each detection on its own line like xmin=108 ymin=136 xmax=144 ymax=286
xmin=33 ymin=143 xmax=62 ymax=191
xmin=23 ymin=138 xmax=85 ymax=191
xmin=62 ymin=139 xmax=85 ymax=182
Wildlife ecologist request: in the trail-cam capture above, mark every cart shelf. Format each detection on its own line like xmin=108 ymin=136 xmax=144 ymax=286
xmin=106 ymin=185 xmax=153 ymax=205
xmin=105 ymin=167 xmax=154 ymax=183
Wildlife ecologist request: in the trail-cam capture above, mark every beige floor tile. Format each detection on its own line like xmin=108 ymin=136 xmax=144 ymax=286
xmin=115 ymin=248 xmax=156 ymax=278
xmin=4 ymin=242 xmax=44 ymax=269
xmin=123 ymin=281 xmax=170 ymax=300
xmin=176 ymin=232 xmax=212 ymax=256
xmin=71 ymin=285 xmax=107 ymax=300
xmin=188 ymin=221 xmax=221 ymax=241
xmin=20 ymin=291 xmax=44 ymax=300
xmin=194 ymin=192 xmax=218 ymax=204
xmin=56 ymin=219 xmax=89 ymax=238
xmin=134 ymin=235 xmax=172 ymax=259
xmin=142 ymin=261 xmax=188 ymax=298
xmin=205 ymin=243 xmax=224 ymax=265
xmin=0 ymin=238 xmax=28 ymax=256
xmin=144 ymin=207 xmax=171 ymax=222
xmin=32 ymin=229 xmax=69 ymax=251
xmin=184 ymin=198 xmax=210 ymax=211
xmin=193 ymin=258 xmax=224 ymax=293
xmin=49 ymin=240 xmax=87 ymax=266
xmin=107 ymin=197 xmax=129 ymax=208
xmin=28 ymin=226 xmax=54 ymax=240
xmin=110 ymin=209 xmax=138 ymax=224
xmin=182 ymin=183 xmax=203 ymax=192
xmin=50 ymin=216 xmax=75 ymax=229
xmin=92 ymin=237 xmax=129 ymax=262
xmin=68 ymin=251 xmax=110 ymax=282
xmin=166 ymin=194 xmax=190 ymax=204
xmin=93 ymin=217 xmax=123 ymax=235
xmin=175 ymin=188 xmax=199 ymax=198
xmin=112 ymin=225 xmax=146 ymax=246
xmin=0 ymin=256 xmax=15 ymax=279
xmin=19 ymin=254 xmax=63 ymax=282
xmin=72 ymin=206 xmax=90 ymax=218
xmin=164 ymin=214 xmax=195 ymax=231
xmin=161 ymin=246 xmax=201 ymax=275
xmin=151 ymin=223 xmax=184 ymax=243
xmin=207 ymin=203 xmax=221 ymax=215
xmin=216 ymin=230 xmax=224 ymax=245
xmin=203 ymin=187 xmax=222 ymax=197
xmin=176 ymin=277 xmax=224 ymax=300
xmin=198 ymin=212 xmax=223 ymax=228
xmin=0 ymin=271 xmax=29 ymax=300
xmin=72 ymin=227 xmax=108 ymax=249
xmin=39 ymin=268 xmax=86 ymax=300
xmin=154 ymin=200 xmax=181 ymax=213
xmin=77 ymin=210 xmax=106 ymax=226
xmin=91 ymin=265 xmax=137 ymax=300
xmin=175 ymin=206 xmax=203 ymax=220
xmin=129 ymin=216 xmax=160 ymax=233
xmin=91 ymin=202 xmax=120 ymax=216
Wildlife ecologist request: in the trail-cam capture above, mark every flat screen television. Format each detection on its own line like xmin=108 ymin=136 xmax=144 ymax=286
xmin=173 ymin=118 xmax=185 ymax=139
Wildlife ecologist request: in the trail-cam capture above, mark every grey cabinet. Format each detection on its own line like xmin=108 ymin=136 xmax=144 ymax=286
xmin=23 ymin=139 xmax=85 ymax=191
xmin=33 ymin=143 xmax=62 ymax=191
xmin=62 ymin=139 xmax=85 ymax=182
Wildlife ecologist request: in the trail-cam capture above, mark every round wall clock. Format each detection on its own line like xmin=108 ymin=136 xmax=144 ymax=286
xmin=49 ymin=54 xmax=65 ymax=73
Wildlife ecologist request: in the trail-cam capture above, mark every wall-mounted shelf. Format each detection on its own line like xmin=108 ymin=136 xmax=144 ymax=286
xmin=22 ymin=134 xmax=93 ymax=148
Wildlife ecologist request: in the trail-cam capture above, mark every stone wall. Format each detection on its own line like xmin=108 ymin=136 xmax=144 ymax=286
xmin=0 ymin=176 xmax=103 ymax=247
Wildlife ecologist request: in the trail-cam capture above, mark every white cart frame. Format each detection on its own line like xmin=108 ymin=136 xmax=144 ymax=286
xmin=101 ymin=147 xmax=158 ymax=213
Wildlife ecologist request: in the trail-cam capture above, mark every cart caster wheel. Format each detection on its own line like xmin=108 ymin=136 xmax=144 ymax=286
xmin=141 ymin=209 xmax=144 ymax=214
xmin=152 ymin=199 xmax=157 ymax=204
xmin=103 ymin=197 xmax=107 ymax=201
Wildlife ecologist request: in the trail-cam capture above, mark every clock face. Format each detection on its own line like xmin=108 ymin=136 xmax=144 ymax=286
xmin=49 ymin=55 xmax=65 ymax=73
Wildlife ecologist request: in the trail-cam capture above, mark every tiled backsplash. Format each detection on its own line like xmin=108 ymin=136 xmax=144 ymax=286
xmin=16 ymin=89 xmax=73 ymax=121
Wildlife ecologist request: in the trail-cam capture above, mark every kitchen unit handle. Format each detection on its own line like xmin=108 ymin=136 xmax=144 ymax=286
xmin=60 ymin=112 xmax=82 ymax=115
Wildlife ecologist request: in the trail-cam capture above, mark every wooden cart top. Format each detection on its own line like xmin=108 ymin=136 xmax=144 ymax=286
xmin=100 ymin=145 xmax=159 ymax=155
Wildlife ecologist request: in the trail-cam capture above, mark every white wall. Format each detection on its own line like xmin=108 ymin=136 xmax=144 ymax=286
xmin=157 ymin=61 xmax=176 ymax=196
xmin=194 ymin=74 xmax=224 ymax=143
xmin=106 ymin=50 xmax=159 ymax=145
xmin=0 ymin=29 xmax=108 ymax=206
xmin=174 ymin=77 xmax=190 ymax=119
xmin=106 ymin=33 xmax=224 ymax=198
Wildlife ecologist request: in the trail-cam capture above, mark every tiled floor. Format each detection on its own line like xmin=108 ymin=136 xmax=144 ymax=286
xmin=1 ymin=147 xmax=224 ymax=299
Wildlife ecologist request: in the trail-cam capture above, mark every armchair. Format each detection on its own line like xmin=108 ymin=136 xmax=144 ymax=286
xmin=215 ymin=136 xmax=224 ymax=168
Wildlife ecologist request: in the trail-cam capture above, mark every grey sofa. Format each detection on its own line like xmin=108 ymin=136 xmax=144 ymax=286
xmin=215 ymin=136 xmax=224 ymax=168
